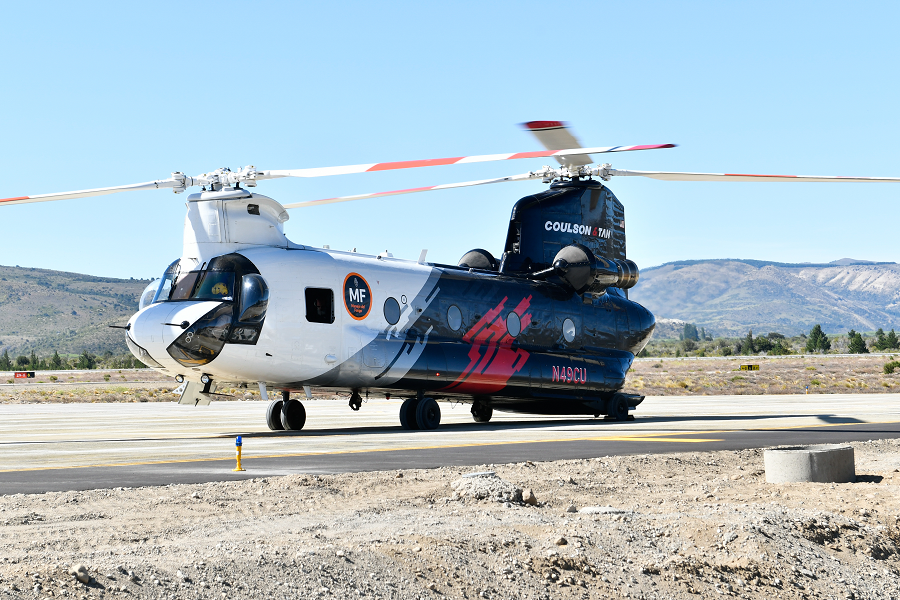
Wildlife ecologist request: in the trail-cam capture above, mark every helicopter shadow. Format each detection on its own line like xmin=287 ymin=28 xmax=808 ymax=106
xmin=227 ymin=412 xmax=857 ymax=440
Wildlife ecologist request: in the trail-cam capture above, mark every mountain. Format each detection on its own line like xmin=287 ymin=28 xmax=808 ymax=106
xmin=0 ymin=265 xmax=151 ymax=356
xmin=630 ymin=259 xmax=900 ymax=338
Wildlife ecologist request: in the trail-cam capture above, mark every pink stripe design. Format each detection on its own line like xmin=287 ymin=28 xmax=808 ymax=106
xmin=0 ymin=196 xmax=29 ymax=203
xmin=366 ymin=158 xmax=464 ymax=172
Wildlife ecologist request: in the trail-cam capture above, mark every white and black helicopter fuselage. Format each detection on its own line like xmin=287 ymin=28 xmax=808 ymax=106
xmin=128 ymin=180 xmax=654 ymax=431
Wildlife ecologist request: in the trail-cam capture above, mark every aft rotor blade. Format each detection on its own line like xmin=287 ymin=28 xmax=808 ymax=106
xmin=521 ymin=121 xmax=593 ymax=168
xmin=0 ymin=179 xmax=180 ymax=206
xmin=263 ymin=143 xmax=676 ymax=180
xmin=282 ymin=172 xmax=540 ymax=209
xmin=608 ymin=169 xmax=900 ymax=183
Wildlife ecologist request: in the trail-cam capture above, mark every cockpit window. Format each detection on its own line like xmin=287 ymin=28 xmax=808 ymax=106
xmin=152 ymin=259 xmax=180 ymax=303
xmin=170 ymin=271 xmax=201 ymax=301
xmin=193 ymin=272 xmax=235 ymax=301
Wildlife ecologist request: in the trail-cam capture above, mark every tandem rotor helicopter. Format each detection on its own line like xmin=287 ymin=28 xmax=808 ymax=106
xmin=3 ymin=122 xmax=898 ymax=431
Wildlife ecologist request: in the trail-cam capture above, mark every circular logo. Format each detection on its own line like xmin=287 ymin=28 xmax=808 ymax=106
xmin=343 ymin=273 xmax=372 ymax=320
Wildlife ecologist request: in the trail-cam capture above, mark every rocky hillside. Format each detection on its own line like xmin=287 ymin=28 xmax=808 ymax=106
xmin=0 ymin=265 xmax=150 ymax=356
xmin=630 ymin=259 xmax=900 ymax=338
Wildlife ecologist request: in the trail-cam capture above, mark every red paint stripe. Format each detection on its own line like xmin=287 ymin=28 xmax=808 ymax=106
xmin=524 ymin=121 xmax=565 ymax=130
xmin=0 ymin=196 xmax=30 ymax=203
xmin=508 ymin=150 xmax=560 ymax=159
xmin=371 ymin=186 xmax=434 ymax=196
xmin=627 ymin=144 xmax=677 ymax=151
xmin=366 ymin=157 xmax=464 ymax=172
xmin=724 ymin=173 xmax=798 ymax=178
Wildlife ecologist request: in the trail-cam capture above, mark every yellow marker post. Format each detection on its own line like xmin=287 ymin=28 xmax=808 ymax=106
xmin=233 ymin=436 xmax=245 ymax=472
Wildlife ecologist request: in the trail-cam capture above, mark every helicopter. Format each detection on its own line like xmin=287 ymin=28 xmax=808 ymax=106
xmin=3 ymin=122 xmax=898 ymax=431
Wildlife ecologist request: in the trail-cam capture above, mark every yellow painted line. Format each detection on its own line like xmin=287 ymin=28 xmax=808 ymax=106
xmin=1 ymin=418 xmax=898 ymax=474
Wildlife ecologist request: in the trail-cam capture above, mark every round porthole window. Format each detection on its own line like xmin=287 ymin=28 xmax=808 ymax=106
xmin=447 ymin=305 xmax=462 ymax=331
xmin=384 ymin=297 xmax=401 ymax=325
xmin=563 ymin=318 xmax=576 ymax=342
xmin=506 ymin=312 xmax=521 ymax=337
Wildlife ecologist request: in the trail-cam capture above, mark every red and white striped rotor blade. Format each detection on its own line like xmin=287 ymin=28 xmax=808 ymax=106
xmin=282 ymin=172 xmax=539 ymax=209
xmin=262 ymin=143 xmax=675 ymax=180
xmin=609 ymin=169 xmax=900 ymax=183
xmin=0 ymin=179 xmax=179 ymax=207
xmin=521 ymin=121 xmax=593 ymax=168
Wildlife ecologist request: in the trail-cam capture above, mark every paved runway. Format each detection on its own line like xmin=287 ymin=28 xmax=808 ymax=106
xmin=1 ymin=393 xmax=899 ymax=494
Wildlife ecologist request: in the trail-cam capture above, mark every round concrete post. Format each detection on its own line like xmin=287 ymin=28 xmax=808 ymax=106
xmin=764 ymin=444 xmax=855 ymax=483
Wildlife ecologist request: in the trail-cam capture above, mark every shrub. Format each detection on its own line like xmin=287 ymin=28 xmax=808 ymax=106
xmin=884 ymin=361 xmax=900 ymax=374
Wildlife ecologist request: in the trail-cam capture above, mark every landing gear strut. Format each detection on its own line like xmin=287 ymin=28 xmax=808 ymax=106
xmin=349 ymin=390 xmax=363 ymax=411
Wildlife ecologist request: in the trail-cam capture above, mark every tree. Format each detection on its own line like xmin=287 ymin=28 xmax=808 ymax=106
xmin=847 ymin=330 xmax=869 ymax=354
xmin=29 ymin=350 xmax=39 ymax=369
xmin=0 ymin=350 xmax=11 ymax=371
xmin=682 ymin=338 xmax=697 ymax=352
xmin=683 ymin=323 xmax=699 ymax=342
xmin=874 ymin=328 xmax=887 ymax=350
xmin=805 ymin=324 xmax=831 ymax=353
xmin=48 ymin=351 xmax=63 ymax=370
xmin=15 ymin=355 xmax=29 ymax=368
xmin=740 ymin=330 xmax=756 ymax=355
xmin=75 ymin=351 xmax=96 ymax=370
xmin=755 ymin=336 xmax=773 ymax=352
xmin=886 ymin=329 xmax=900 ymax=351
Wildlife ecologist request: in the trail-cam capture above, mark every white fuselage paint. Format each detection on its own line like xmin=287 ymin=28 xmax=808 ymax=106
xmin=130 ymin=246 xmax=436 ymax=389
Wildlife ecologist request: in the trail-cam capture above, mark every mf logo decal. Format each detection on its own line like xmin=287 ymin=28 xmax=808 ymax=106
xmin=545 ymin=220 xmax=611 ymax=239
xmin=343 ymin=273 xmax=372 ymax=320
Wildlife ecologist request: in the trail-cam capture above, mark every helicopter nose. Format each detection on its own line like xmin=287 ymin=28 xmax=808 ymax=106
xmin=128 ymin=301 xmax=227 ymax=370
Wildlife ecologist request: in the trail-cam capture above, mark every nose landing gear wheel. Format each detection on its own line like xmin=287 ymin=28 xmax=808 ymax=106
xmin=281 ymin=398 xmax=307 ymax=431
xmin=471 ymin=401 xmax=493 ymax=423
xmin=265 ymin=399 xmax=284 ymax=431
xmin=399 ymin=397 xmax=420 ymax=430
xmin=415 ymin=397 xmax=441 ymax=430
xmin=349 ymin=391 xmax=363 ymax=411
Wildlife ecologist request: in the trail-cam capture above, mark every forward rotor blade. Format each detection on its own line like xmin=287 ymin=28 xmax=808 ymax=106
xmin=522 ymin=121 xmax=593 ymax=168
xmin=0 ymin=179 xmax=179 ymax=206
xmin=282 ymin=172 xmax=540 ymax=209
xmin=263 ymin=143 xmax=675 ymax=180
xmin=608 ymin=169 xmax=900 ymax=183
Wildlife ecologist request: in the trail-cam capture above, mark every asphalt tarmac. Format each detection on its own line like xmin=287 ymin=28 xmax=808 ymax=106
xmin=2 ymin=393 xmax=899 ymax=495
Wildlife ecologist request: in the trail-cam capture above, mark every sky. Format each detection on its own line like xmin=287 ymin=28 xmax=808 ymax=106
xmin=1 ymin=1 xmax=898 ymax=280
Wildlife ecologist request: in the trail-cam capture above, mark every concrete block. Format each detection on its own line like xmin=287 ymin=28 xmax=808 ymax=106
xmin=764 ymin=444 xmax=855 ymax=483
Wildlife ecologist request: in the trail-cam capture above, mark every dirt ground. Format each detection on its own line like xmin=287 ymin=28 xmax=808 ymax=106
xmin=2 ymin=440 xmax=900 ymax=600
xmin=2 ymin=355 xmax=898 ymax=406
xmin=626 ymin=355 xmax=900 ymax=396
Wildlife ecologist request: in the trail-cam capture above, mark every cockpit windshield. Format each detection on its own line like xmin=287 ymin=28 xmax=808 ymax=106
xmin=168 ymin=271 xmax=236 ymax=301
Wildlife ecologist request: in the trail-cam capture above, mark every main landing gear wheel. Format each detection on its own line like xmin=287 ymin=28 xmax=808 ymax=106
xmin=607 ymin=395 xmax=629 ymax=422
xmin=471 ymin=401 xmax=493 ymax=423
xmin=265 ymin=398 xmax=284 ymax=431
xmin=415 ymin=397 xmax=441 ymax=430
xmin=281 ymin=398 xmax=307 ymax=431
xmin=399 ymin=397 xmax=420 ymax=430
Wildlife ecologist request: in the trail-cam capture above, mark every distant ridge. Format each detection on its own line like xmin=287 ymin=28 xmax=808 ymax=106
xmin=0 ymin=264 xmax=150 ymax=356
xmin=630 ymin=258 xmax=900 ymax=337
xmin=645 ymin=258 xmax=896 ymax=272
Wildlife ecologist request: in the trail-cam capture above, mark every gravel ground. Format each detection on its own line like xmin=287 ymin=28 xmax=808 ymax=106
xmin=2 ymin=440 xmax=899 ymax=600
xmin=626 ymin=355 xmax=900 ymax=396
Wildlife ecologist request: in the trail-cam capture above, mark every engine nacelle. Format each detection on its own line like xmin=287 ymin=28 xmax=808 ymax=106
xmin=550 ymin=243 xmax=639 ymax=294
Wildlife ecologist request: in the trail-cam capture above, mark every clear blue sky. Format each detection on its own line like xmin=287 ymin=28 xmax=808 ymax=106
xmin=2 ymin=1 xmax=897 ymax=279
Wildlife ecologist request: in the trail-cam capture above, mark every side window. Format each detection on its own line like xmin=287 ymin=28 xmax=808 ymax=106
xmin=305 ymin=288 xmax=334 ymax=324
